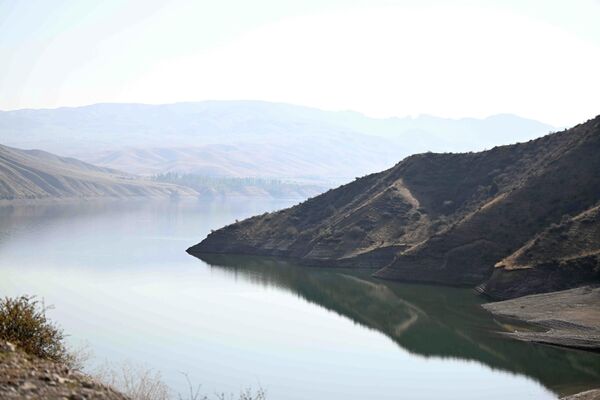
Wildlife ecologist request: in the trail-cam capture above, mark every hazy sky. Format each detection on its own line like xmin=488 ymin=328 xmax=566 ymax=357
xmin=1 ymin=0 xmax=599 ymax=126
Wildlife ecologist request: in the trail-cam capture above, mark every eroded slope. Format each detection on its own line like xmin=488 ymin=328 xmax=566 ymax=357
xmin=189 ymin=116 xmax=600 ymax=297
xmin=482 ymin=204 xmax=600 ymax=299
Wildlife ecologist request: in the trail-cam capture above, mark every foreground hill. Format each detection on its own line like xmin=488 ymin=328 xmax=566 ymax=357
xmin=0 ymin=144 xmax=195 ymax=200
xmin=483 ymin=204 xmax=600 ymax=299
xmin=189 ymin=115 xmax=600 ymax=299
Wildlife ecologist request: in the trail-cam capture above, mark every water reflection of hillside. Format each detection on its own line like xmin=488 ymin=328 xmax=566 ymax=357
xmin=195 ymin=253 xmax=600 ymax=397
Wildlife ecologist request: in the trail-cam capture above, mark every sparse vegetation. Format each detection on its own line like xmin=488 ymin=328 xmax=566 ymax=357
xmin=95 ymin=361 xmax=171 ymax=400
xmin=347 ymin=226 xmax=365 ymax=240
xmin=284 ymin=226 xmax=298 ymax=238
xmin=0 ymin=295 xmax=71 ymax=365
xmin=95 ymin=362 xmax=267 ymax=400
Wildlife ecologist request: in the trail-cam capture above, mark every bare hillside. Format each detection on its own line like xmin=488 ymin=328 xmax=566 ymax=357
xmin=188 ymin=115 xmax=600 ymax=299
xmin=482 ymin=204 xmax=600 ymax=299
xmin=0 ymin=144 xmax=196 ymax=200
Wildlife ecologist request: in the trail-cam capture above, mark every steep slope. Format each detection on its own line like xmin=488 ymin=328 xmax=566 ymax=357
xmin=0 ymin=144 xmax=195 ymax=200
xmin=188 ymin=115 xmax=600 ymax=297
xmin=376 ymin=116 xmax=600 ymax=288
xmin=481 ymin=204 xmax=600 ymax=299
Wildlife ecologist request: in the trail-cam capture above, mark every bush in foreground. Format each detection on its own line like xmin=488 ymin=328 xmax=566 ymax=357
xmin=0 ymin=295 xmax=72 ymax=365
xmin=0 ymin=295 xmax=266 ymax=400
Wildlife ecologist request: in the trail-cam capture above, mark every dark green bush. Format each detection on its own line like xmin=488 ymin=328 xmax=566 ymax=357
xmin=0 ymin=295 xmax=70 ymax=364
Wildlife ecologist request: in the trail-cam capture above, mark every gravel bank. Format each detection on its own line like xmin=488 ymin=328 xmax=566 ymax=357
xmin=0 ymin=341 xmax=128 ymax=400
xmin=483 ymin=285 xmax=600 ymax=350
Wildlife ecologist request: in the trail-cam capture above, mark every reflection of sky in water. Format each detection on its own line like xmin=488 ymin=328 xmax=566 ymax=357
xmin=0 ymin=200 xmax=570 ymax=399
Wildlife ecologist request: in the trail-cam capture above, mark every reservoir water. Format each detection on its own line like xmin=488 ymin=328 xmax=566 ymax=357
xmin=0 ymin=199 xmax=598 ymax=399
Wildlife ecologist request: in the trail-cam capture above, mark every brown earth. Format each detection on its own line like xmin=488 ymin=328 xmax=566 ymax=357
xmin=482 ymin=204 xmax=600 ymax=299
xmin=189 ymin=115 xmax=600 ymax=299
xmin=0 ymin=341 xmax=129 ymax=400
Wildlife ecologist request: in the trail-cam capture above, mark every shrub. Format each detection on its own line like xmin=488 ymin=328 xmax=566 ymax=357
xmin=560 ymin=214 xmax=572 ymax=225
xmin=284 ymin=226 xmax=299 ymax=237
xmin=0 ymin=295 xmax=70 ymax=364
xmin=95 ymin=363 xmax=267 ymax=400
xmin=95 ymin=361 xmax=170 ymax=400
xmin=347 ymin=226 xmax=365 ymax=240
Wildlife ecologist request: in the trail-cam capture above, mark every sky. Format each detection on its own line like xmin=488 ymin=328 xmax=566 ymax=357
xmin=0 ymin=0 xmax=599 ymax=126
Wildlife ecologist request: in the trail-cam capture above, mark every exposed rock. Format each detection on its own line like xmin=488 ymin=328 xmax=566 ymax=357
xmin=561 ymin=389 xmax=600 ymax=400
xmin=0 ymin=340 xmax=129 ymax=399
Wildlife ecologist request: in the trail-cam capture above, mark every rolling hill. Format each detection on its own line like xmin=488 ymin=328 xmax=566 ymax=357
xmin=0 ymin=144 xmax=196 ymax=200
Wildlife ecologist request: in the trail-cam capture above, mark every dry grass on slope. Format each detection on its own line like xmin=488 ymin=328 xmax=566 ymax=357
xmin=0 ymin=144 xmax=196 ymax=200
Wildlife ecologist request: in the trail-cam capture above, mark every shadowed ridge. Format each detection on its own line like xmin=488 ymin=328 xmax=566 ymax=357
xmin=189 ymin=115 xmax=600 ymax=298
xmin=480 ymin=203 xmax=600 ymax=299
xmin=374 ymin=115 xmax=600 ymax=291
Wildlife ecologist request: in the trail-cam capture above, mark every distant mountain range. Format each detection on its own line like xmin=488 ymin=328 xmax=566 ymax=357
xmin=188 ymin=115 xmax=600 ymax=300
xmin=0 ymin=101 xmax=555 ymax=184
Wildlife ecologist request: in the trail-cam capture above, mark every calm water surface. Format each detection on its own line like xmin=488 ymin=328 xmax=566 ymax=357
xmin=0 ymin=199 xmax=599 ymax=399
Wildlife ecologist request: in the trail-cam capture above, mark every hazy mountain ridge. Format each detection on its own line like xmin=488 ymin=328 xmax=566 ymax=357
xmin=82 ymin=138 xmax=398 ymax=184
xmin=0 ymin=144 xmax=196 ymax=200
xmin=189 ymin=115 xmax=600 ymax=299
xmin=0 ymin=101 xmax=554 ymax=181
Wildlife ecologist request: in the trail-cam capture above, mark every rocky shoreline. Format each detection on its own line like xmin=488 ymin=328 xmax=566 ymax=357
xmin=561 ymin=389 xmax=600 ymax=400
xmin=0 ymin=341 xmax=128 ymax=400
